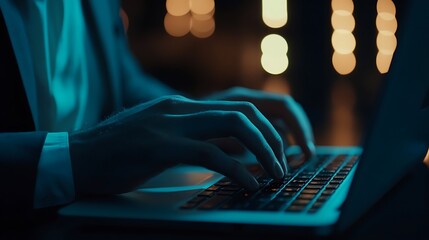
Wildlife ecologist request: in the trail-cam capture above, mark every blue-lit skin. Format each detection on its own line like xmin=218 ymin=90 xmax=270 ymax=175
xmin=69 ymin=87 xmax=315 ymax=198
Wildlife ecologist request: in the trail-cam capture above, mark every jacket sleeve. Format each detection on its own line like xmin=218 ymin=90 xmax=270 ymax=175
xmin=0 ymin=132 xmax=47 ymax=221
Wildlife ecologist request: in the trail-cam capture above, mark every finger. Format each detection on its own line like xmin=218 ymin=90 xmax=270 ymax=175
xmin=219 ymin=94 xmax=315 ymax=160
xmin=152 ymin=99 xmax=287 ymax=173
xmin=279 ymin=97 xmax=315 ymax=159
xmin=182 ymin=140 xmax=259 ymax=191
xmin=159 ymin=110 xmax=285 ymax=179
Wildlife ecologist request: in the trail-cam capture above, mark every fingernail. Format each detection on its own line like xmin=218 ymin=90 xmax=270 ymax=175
xmin=307 ymin=141 xmax=316 ymax=156
xmin=274 ymin=162 xmax=284 ymax=178
xmin=282 ymin=154 xmax=289 ymax=174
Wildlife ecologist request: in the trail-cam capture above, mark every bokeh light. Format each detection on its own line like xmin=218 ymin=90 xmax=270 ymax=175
xmin=261 ymin=34 xmax=289 ymax=75
xmin=261 ymin=54 xmax=289 ymax=75
xmin=376 ymin=33 xmax=397 ymax=55
xmin=164 ymin=13 xmax=191 ymax=37
xmin=190 ymin=17 xmax=215 ymax=38
xmin=166 ymin=0 xmax=190 ymax=16
xmin=332 ymin=52 xmax=356 ymax=75
xmin=165 ymin=0 xmax=216 ymax=38
xmin=331 ymin=0 xmax=354 ymax=15
xmin=262 ymin=0 xmax=288 ymax=28
xmin=376 ymin=52 xmax=394 ymax=74
xmin=377 ymin=0 xmax=396 ymax=20
xmin=261 ymin=34 xmax=288 ymax=55
xmin=190 ymin=0 xmax=215 ymax=15
xmin=376 ymin=0 xmax=397 ymax=73
xmin=331 ymin=30 xmax=356 ymax=54
xmin=331 ymin=12 xmax=355 ymax=32
xmin=376 ymin=15 xmax=397 ymax=35
xmin=331 ymin=0 xmax=355 ymax=75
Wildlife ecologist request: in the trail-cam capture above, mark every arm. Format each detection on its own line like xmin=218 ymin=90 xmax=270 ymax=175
xmin=0 ymin=132 xmax=47 ymax=220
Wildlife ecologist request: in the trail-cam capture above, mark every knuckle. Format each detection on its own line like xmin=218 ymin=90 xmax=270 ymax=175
xmin=229 ymin=111 xmax=248 ymax=125
xmin=157 ymin=95 xmax=187 ymax=109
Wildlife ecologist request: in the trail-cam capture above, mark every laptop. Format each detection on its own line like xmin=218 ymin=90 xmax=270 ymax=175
xmin=59 ymin=0 xmax=429 ymax=236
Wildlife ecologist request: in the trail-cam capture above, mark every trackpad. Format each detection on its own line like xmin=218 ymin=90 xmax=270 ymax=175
xmin=137 ymin=165 xmax=223 ymax=192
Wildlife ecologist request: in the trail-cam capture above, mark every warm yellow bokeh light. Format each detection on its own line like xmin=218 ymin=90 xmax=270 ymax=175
xmin=192 ymin=8 xmax=214 ymax=21
xmin=376 ymin=52 xmax=394 ymax=73
xmin=261 ymin=34 xmax=288 ymax=55
xmin=377 ymin=33 xmax=397 ymax=54
xmin=190 ymin=0 xmax=215 ymax=15
xmin=332 ymin=52 xmax=356 ymax=75
xmin=261 ymin=54 xmax=289 ymax=75
xmin=190 ymin=16 xmax=215 ymax=38
xmin=166 ymin=0 xmax=190 ymax=16
xmin=331 ymin=11 xmax=355 ymax=32
xmin=262 ymin=0 xmax=288 ymax=28
xmin=377 ymin=0 xmax=396 ymax=19
xmin=332 ymin=0 xmax=354 ymax=13
xmin=376 ymin=15 xmax=397 ymax=35
xmin=332 ymin=30 xmax=356 ymax=54
xmin=164 ymin=13 xmax=191 ymax=37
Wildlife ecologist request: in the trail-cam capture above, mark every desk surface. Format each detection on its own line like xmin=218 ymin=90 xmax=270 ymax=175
xmin=2 ymin=164 xmax=429 ymax=240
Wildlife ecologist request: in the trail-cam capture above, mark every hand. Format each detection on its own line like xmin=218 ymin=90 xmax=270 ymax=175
xmin=206 ymin=87 xmax=316 ymax=161
xmin=69 ymin=95 xmax=286 ymax=197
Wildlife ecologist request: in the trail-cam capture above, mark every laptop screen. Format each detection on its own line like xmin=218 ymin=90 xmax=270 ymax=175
xmin=338 ymin=0 xmax=429 ymax=230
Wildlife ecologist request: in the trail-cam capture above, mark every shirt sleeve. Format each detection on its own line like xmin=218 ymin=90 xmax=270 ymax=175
xmin=33 ymin=132 xmax=75 ymax=209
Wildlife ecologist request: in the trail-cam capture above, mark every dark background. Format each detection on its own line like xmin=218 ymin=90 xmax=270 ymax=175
xmin=121 ymin=0 xmax=405 ymax=146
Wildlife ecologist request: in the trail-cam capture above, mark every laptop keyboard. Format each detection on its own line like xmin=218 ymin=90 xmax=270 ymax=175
xmin=180 ymin=154 xmax=359 ymax=213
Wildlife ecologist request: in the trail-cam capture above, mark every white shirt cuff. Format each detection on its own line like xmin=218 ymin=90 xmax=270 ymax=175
xmin=34 ymin=132 xmax=75 ymax=209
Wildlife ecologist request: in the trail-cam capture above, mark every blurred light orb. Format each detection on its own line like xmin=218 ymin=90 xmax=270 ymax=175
xmin=164 ymin=13 xmax=191 ymax=37
xmin=331 ymin=0 xmax=354 ymax=13
xmin=376 ymin=15 xmax=397 ymax=35
xmin=190 ymin=17 xmax=215 ymax=38
xmin=332 ymin=30 xmax=356 ymax=54
xmin=166 ymin=0 xmax=190 ymax=16
xmin=261 ymin=34 xmax=288 ymax=55
xmin=262 ymin=0 xmax=288 ymax=28
xmin=376 ymin=52 xmax=394 ymax=73
xmin=192 ymin=8 xmax=215 ymax=21
xmin=376 ymin=33 xmax=397 ymax=54
xmin=332 ymin=52 xmax=356 ymax=75
xmin=190 ymin=0 xmax=215 ymax=15
xmin=331 ymin=11 xmax=355 ymax=32
xmin=377 ymin=0 xmax=396 ymax=20
xmin=261 ymin=54 xmax=289 ymax=75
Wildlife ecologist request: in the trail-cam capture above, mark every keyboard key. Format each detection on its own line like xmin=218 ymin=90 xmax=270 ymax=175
xmin=206 ymin=185 xmax=221 ymax=191
xmin=280 ymin=191 xmax=296 ymax=197
xmin=330 ymin=179 xmax=343 ymax=185
xmin=283 ymin=187 xmax=300 ymax=192
xmin=286 ymin=205 xmax=306 ymax=212
xmin=301 ymin=189 xmax=319 ymax=194
xmin=321 ymin=189 xmax=335 ymax=195
xmin=198 ymin=191 xmax=215 ymax=197
xmin=326 ymin=184 xmax=339 ymax=189
xmin=291 ymin=199 xmax=311 ymax=206
xmin=313 ymin=177 xmax=331 ymax=181
xmin=180 ymin=196 xmax=206 ymax=209
xmin=296 ymin=193 xmax=315 ymax=200
xmin=261 ymin=201 xmax=285 ymax=211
